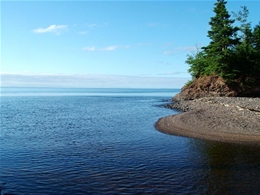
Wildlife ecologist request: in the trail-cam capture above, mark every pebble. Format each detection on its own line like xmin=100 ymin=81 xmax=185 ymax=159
xmin=163 ymin=96 xmax=260 ymax=133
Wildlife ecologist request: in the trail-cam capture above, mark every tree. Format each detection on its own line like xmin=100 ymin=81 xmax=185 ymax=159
xmin=233 ymin=6 xmax=251 ymax=42
xmin=252 ymin=23 xmax=260 ymax=55
xmin=231 ymin=6 xmax=254 ymax=81
xmin=185 ymin=0 xmax=260 ymax=87
xmin=232 ymin=7 xmax=260 ymax=85
xmin=202 ymin=0 xmax=240 ymax=79
xmin=252 ymin=23 xmax=260 ymax=84
xmin=186 ymin=51 xmax=208 ymax=79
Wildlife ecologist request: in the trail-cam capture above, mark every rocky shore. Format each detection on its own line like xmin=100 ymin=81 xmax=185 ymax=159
xmin=156 ymin=97 xmax=260 ymax=145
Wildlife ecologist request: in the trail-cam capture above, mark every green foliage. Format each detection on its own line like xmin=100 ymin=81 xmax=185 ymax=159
xmin=186 ymin=0 xmax=260 ymax=85
xmin=186 ymin=51 xmax=209 ymax=78
xmin=185 ymin=80 xmax=194 ymax=87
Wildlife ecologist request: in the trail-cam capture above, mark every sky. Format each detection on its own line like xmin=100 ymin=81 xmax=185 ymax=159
xmin=1 ymin=0 xmax=260 ymax=88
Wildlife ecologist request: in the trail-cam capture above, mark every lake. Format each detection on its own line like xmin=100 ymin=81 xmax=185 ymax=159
xmin=1 ymin=88 xmax=260 ymax=194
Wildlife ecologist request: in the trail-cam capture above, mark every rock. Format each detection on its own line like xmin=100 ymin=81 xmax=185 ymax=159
xmin=156 ymin=96 xmax=260 ymax=145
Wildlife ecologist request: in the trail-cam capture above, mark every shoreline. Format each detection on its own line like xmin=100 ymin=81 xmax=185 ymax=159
xmin=155 ymin=97 xmax=260 ymax=145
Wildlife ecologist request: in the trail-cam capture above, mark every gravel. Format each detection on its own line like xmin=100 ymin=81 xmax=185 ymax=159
xmin=156 ymin=97 xmax=260 ymax=145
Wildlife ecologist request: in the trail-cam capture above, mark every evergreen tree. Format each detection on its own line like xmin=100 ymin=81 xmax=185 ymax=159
xmin=186 ymin=51 xmax=208 ymax=79
xmin=252 ymin=23 xmax=260 ymax=56
xmin=233 ymin=6 xmax=251 ymax=42
xmin=185 ymin=0 xmax=259 ymax=88
xmin=232 ymin=6 xmax=254 ymax=81
xmin=202 ymin=0 xmax=239 ymax=79
xmin=232 ymin=7 xmax=260 ymax=85
xmin=252 ymin=23 xmax=260 ymax=84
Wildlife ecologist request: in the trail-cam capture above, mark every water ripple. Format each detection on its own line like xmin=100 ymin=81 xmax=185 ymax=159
xmin=1 ymin=93 xmax=260 ymax=194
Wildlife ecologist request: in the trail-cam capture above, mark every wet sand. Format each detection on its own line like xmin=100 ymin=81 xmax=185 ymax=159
xmin=155 ymin=97 xmax=260 ymax=145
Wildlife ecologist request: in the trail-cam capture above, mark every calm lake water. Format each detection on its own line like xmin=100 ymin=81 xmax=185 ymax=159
xmin=1 ymin=88 xmax=260 ymax=195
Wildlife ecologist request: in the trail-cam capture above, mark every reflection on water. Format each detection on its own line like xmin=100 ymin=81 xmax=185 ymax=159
xmin=1 ymin=88 xmax=260 ymax=194
xmin=188 ymin=140 xmax=260 ymax=194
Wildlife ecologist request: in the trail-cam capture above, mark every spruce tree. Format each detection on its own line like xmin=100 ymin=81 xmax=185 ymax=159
xmin=202 ymin=0 xmax=239 ymax=80
xmin=186 ymin=51 xmax=208 ymax=79
xmin=232 ymin=7 xmax=260 ymax=85
xmin=232 ymin=6 xmax=254 ymax=81
xmin=185 ymin=0 xmax=259 ymax=89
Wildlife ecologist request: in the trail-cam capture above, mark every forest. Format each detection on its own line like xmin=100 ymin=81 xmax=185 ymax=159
xmin=186 ymin=0 xmax=260 ymax=87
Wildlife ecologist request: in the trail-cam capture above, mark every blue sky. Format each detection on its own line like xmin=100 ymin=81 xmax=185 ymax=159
xmin=1 ymin=1 xmax=260 ymax=88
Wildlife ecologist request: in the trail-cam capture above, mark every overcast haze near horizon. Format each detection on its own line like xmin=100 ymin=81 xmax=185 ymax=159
xmin=1 ymin=1 xmax=260 ymax=88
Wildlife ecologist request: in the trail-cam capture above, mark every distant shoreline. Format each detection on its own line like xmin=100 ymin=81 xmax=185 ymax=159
xmin=155 ymin=97 xmax=260 ymax=145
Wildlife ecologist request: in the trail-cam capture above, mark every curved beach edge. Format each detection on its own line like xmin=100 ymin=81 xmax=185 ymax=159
xmin=155 ymin=97 xmax=260 ymax=146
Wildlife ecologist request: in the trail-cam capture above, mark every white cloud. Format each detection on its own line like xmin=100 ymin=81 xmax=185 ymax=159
xmin=100 ymin=46 xmax=120 ymax=51
xmin=87 ymin=23 xmax=98 ymax=28
xmin=100 ymin=45 xmax=126 ymax=51
xmin=84 ymin=23 xmax=109 ymax=28
xmin=0 ymin=72 xmax=189 ymax=88
xmin=100 ymin=45 xmax=130 ymax=51
xmin=82 ymin=46 xmax=96 ymax=51
xmin=78 ymin=31 xmax=88 ymax=35
xmin=157 ymin=71 xmax=187 ymax=76
xmin=33 ymin=24 xmax=68 ymax=34
xmin=83 ymin=45 xmax=130 ymax=52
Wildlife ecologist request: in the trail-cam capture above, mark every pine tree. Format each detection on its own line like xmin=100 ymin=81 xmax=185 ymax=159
xmin=202 ymin=0 xmax=239 ymax=80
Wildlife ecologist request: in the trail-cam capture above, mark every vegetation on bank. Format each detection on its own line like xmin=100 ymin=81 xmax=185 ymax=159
xmin=186 ymin=0 xmax=260 ymax=88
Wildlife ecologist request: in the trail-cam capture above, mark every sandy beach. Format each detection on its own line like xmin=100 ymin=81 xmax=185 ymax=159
xmin=155 ymin=97 xmax=260 ymax=145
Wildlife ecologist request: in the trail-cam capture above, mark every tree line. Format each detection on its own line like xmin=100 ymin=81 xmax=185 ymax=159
xmin=186 ymin=0 xmax=260 ymax=86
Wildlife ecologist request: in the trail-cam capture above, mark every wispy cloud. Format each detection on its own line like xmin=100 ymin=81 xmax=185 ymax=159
xmin=81 ymin=23 xmax=109 ymax=28
xmin=1 ymin=72 xmax=189 ymax=88
xmin=78 ymin=31 xmax=89 ymax=35
xmin=100 ymin=45 xmax=130 ymax=51
xmin=157 ymin=71 xmax=187 ymax=76
xmin=82 ymin=46 xmax=96 ymax=51
xmin=83 ymin=45 xmax=130 ymax=52
xmin=100 ymin=46 xmax=120 ymax=51
xmin=33 ymin=24 xmax=68 ymax=34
